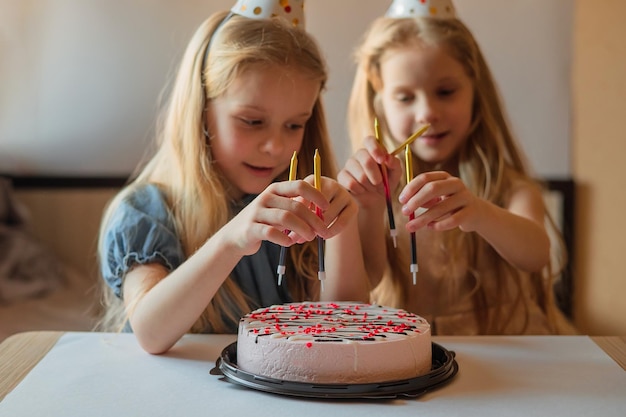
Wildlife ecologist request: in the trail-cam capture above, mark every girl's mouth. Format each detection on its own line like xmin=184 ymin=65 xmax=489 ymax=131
xmin=419 ymin=132 xmax=447 ymax=145
xmin=244 ymin=163 xmax=274 ymax=177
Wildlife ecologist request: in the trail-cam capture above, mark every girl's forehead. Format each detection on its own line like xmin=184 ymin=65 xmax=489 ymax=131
xmin=232 ymin=64 xmax=320 ymax=89
xmin=382 ymin=40 xmax=446 ymax=62
xmin=377 ymin=44 xmax=473 ymax=94
xmin=381 ymin=43 xmax=459 ymax=75
xmin=216 ymin=64 xmax=321 ymax=113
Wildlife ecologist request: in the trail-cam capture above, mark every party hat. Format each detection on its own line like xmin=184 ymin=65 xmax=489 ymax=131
xmin=386 ymin=0 xmax=456 ymax=19
xmin=230 ymin=0 xmax=305 ymax=28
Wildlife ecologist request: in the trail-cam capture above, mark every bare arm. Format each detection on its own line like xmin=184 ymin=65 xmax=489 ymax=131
xmin=122 ymin=228 xmax=245 ymax=354
xmin=400 ymin=171 xmax=550 ymax=272
xmin=471 ymin=182 xmax=550 ymax=271
xmin=121 ymin=180 xmax=333 ymax=354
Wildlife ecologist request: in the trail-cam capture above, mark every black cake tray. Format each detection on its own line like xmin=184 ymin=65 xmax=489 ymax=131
xmin=210 ymin=342 xmax=458 ymax=399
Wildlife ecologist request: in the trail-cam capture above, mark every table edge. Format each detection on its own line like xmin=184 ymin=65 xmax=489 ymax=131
xmin=0 ymin=333 xmax=624 ymax=402
xmin=0 ymin=331 xmax=63 ymax=402
xmin=591 ymin=335 xmax=626 ymax=371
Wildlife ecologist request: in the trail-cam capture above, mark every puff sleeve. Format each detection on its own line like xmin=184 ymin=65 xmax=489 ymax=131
xmin=99 ymin=184 xmax=184 ymax=298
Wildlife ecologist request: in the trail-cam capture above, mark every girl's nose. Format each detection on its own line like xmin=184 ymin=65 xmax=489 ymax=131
xmin=260 ymin=130 xmax=286 ymax=155
xmin=415 ymin=97 xmax=438 ymax=126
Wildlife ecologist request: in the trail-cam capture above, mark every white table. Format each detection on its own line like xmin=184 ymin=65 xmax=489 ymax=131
xmin=0 ymin=332 xmax=625 ymax=416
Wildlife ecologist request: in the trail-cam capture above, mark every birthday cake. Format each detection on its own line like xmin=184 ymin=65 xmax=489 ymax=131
xmin=236 ymin=302 xmax=432 ymax=384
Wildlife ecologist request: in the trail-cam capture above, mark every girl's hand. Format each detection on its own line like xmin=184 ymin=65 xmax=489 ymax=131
xmin=226 ymin=180 xmax=331 ymax=255
xmin=301 ymin=174 xmax=358 ymax=240
xmin=337 ymin=135 xmax=402 ymax=211
xmin=399 ymin=171 xmax=484 ymax=233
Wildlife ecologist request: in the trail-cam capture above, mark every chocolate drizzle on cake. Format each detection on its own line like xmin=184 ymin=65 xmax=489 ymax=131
xmin=241 ymin=302 xmax=428 ymax=344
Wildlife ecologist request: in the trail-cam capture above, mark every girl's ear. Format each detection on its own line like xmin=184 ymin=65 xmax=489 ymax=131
xmin=373 ymin=94 xmax=385 ymax=120
xmin=370 ymin=72 xmax=383 ymax=92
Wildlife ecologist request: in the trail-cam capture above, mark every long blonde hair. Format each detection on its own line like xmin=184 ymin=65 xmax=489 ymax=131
xmin=348 ymin=17 xmax=567 ymax=334
xmin=97 ymin=12 xmax=337 ymax=333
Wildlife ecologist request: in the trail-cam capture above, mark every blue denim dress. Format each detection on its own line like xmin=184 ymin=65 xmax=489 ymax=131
xmin=99 ymin=184 xmax=294 ymax=332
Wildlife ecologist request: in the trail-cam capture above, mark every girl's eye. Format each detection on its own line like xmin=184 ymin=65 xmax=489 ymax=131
xmin=437 ymin=88 xmax=455 ymax=98
xmin=394 ymin=93 xmax=414 ymax=103
xmin=287 ymin=123 xmax=305 ymax=131
xmin=240 ymin=118 xmax=263 ymax=126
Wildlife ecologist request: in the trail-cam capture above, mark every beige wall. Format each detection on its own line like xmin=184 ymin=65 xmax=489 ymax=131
xmin=573 ymin=0 xmax=626 ymax=334
xmin=7 ymin=1 xmax=625 ymax=336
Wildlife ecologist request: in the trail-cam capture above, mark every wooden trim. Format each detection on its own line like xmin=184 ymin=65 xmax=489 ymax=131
xmin=545 ymin=179 xmax=575 ymax=254
xmin=1 ymin=175 xmax=129 ymax=189
xmin=544 ymin=178 xmax=575 ymax=318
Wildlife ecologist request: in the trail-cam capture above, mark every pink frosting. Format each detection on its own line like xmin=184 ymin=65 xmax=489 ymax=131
xmin=237 ymin=302 xmax=432 ymax=383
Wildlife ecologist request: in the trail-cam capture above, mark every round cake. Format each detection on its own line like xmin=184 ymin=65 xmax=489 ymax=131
xmin=236 ymin=302 xmax=432 ymax=384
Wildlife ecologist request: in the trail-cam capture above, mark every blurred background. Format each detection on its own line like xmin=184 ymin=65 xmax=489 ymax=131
xmin=0 ymin=0 xmax=624 ymax=335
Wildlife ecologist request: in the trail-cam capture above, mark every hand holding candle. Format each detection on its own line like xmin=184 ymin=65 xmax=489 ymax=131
xmin=374 ymin=118 xmax=398 ymax=248
xmin=276 ymin=151 xmax=298 ymax=286
xmin=405 ymin=144 xmax=418 ymax=285
xmin=313 ymin=149 xmax=326 ymax=291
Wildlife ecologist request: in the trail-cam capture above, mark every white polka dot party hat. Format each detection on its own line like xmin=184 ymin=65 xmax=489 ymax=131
xmin=230 ymin=0 xmax=305 ymax=28
xmin=386 ymin=0 xmax=457 ymax=19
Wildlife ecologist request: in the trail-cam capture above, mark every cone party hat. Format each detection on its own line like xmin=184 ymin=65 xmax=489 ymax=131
xmin=230 ymin=0 xmax=305 ymax=28
xmin=386 ymin=0 xmax=456 ymax=19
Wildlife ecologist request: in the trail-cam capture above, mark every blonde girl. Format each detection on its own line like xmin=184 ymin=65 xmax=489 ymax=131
xmin=339 ymin=0 xmax=575 ymax=335
xmin=97 ymin=2 xmax=369 ymax=354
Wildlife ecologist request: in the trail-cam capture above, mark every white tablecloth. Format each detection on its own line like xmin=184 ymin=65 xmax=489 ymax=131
xmin=0 ymin=333 xmax=624 ymax=417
